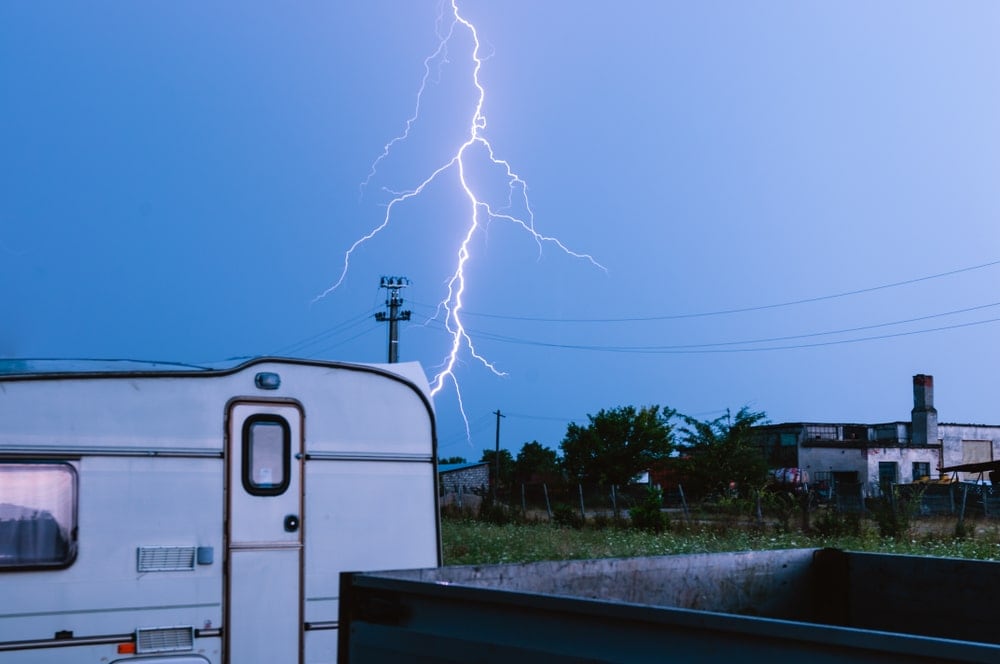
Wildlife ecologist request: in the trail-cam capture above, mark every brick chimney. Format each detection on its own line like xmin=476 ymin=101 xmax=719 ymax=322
xmin=911 ymin=374 xmax=938 ymax=445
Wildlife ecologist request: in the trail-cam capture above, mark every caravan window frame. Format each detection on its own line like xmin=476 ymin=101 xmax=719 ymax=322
xmin=0 ymin=461 xmax=79 ymax=571
xmin=241 ymin=414 xmax=291 ymax=497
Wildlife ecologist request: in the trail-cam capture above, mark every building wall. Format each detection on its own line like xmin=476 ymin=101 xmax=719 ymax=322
xmin=940 ymin=424 xmax=1000 ymax=480
xmin=860 ymin=446 xmax=942 ymax=487
xmin=439 ymin=464 xmax=490 ymax=494
xmin=798 ymin=444 xmax=941 ymax=494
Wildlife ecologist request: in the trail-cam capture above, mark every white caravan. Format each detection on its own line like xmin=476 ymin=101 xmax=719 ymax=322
xmin=0 ymin=357 xmax=440 ymax=664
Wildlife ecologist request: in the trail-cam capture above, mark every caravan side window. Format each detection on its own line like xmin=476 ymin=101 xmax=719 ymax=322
xmin=242 ymin=415 xmax=290 ymax=496
xmin=0 ymin=463 xmax=78 ymax=570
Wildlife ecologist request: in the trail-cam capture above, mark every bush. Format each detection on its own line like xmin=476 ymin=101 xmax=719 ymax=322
xmin=477 ymin=495 xmax=519 ymax=526
xmin=813 ymin=506 xmax=861 ymax=537
xmin=552 ymin=504 xmax=585 ymax=529
xmin=759 ymin=490 xmax=797 ymax=533
xmin=871 ymin=486 xmax=924 ymax=539
xmin=629 ymin=486 xmax=669 ymax=533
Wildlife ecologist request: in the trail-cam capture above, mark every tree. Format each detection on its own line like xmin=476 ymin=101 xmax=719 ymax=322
xmin=438 ymin=456 xmax=468 ymax=465
xmin=480 ymin=448 xmax=514 ymax=493
xmin=560 ymin=405 xmax=675 ymax=489
xmin=513 ymin=441 xmax=561 ymax=485
xmin=678 ymin=407 xmax=769 ymax=499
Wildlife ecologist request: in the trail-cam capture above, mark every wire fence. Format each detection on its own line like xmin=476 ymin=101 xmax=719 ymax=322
xmin=441 ymin=480 xmax=1000 ymax=526
xmin=442 ymin=482 xmax=693 ymax=522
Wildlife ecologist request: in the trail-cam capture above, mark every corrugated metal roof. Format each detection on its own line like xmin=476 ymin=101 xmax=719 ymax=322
xmin=438 ymin=462 xmax=489 ymax=473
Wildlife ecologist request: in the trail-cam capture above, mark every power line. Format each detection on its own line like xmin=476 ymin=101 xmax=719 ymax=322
xmin=466 ymin=316 xmax=1000 ymax=354
xmin=411 ymin=257 xmax=1000 ymax=323
xmin=437 ymin=412 xmax=495 ymax=449
xmin=671 ymin=317 xmax=1000 ymax=354
xmin=271 ymin=308 xmax=377 ymax=356
xmin=281 ymin=259 xmax=1000 ymax=360
xmin=503 ymin=412 xmax=583 ymax=423
xmin=415 ymin=300 xmax=1000 ymax=354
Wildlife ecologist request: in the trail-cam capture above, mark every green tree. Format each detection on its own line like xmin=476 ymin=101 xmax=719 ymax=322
xmin=480 ymin=448 xmax=515 ymax=493
xmin=438 ymin=456 xmax=468 ymax=465
xmin=513 ymin=441 xmax=561 ymax=485
xmin=560 ymin=405 xmax=675 ymax=489
xmin=678 ymin=407 xmax=769 ymax=499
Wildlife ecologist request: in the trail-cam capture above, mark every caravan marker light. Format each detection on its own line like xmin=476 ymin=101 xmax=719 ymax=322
xmin=254 ymin=372 xmax=281 ymax=390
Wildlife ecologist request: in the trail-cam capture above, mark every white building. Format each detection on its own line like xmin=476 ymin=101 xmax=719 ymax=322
xmin=753 ymin=375 xmax=1000 ymax=496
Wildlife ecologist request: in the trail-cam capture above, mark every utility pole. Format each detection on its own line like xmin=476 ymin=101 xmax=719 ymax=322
xmin=374 ymin=276 xmax=411 ymax=363
xmin=493 ymin=409 xmax=505 ymax=501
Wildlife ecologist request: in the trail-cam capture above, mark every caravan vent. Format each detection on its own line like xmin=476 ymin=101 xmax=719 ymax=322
xmin=136 ymin=626 xmax=195 ymax=653
xmin=137 ymin=546 xmax=196 ymax=572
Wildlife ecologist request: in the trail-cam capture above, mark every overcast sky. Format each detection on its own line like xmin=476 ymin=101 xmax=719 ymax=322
xmin=3 ymin=1 xmax=999 ymax=459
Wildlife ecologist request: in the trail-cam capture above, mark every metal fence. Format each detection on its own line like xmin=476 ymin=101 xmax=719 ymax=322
xmin=908 ymin=483 xmax=1000 ymax=519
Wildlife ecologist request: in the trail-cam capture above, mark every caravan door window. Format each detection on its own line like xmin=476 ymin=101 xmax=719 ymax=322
xmin=242 ymin=415 xmax=290 ymax=496
xmin=0 ymin=462 xmax=78 ymax=569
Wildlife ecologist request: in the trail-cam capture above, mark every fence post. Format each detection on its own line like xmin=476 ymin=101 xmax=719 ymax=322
xmin=457 ymin=484 xmax=463 ymax=508
xmin=578 ymin=483 xmax=586 ymax=521
xmin=958 ymin=484 xmax=969 ymax=527
xmin=611 ymin=484 xmax=618 ymax=518
xmin=543 ymin=483 xmax=553 ymax=519
xmin=678 ymin=484 xmax=690 ymax=523
xmin=521 ymin=483 xmax=527 ymax=517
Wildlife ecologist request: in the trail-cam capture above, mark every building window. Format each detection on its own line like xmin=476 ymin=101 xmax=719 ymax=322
xmin=843 ymin=425 xmax=867 ymax=442
xmin=242 ymin=415 xmax=290 ymax=496
xmin=912 ymin=462 xmax=931 ymax=482
xmin=0 ymin=463 xmax=78 ymax=569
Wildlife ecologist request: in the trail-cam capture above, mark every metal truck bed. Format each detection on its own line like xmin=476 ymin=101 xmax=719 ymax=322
xmin=339 ymin=548 xmax=1000 ymax=663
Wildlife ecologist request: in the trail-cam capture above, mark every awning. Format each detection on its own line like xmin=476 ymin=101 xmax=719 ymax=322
xmin=938 ymin=460 xmax=1000 ymax=474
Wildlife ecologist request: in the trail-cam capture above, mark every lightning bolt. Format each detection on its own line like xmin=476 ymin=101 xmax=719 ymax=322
xmin=317 ymin=0 xmax=605 ymax=439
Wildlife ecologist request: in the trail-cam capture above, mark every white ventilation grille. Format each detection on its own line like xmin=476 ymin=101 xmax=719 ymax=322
xmin=136 ymin=626 xmax=195 ymax=653
xmin=137 ymin=546 xmax=196 ymax=572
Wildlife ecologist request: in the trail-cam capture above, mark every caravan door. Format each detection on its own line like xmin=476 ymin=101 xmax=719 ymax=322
xmin=226 ymin=401 xmax=304 ymax=663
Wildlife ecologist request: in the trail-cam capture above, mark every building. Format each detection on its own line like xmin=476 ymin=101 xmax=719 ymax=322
xmin=754 ymin=375 xmax=1000 ymax=496
xmin=438 ymin=461 xmax=490 ymax=495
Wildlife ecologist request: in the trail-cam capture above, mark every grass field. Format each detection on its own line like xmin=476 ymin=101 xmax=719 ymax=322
xmin=440 ymin=515 xmax=1000 ymax=566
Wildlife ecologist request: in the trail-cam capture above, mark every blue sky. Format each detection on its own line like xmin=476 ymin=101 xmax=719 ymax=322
xmin=3 ymin=1 xmax=999 ymax=460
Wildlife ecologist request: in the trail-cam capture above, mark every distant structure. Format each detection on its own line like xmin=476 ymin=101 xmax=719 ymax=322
xmin=438 ymin=462 xmax=490 ymax=495
xmin=753 ymin=374 xmax=1000 ymax=496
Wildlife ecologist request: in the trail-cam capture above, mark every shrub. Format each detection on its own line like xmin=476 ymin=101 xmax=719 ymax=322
xmin=552 ymin=504 xmax=585 ymax=529
xmin=871 ymin=486 xmax=924 ymax=539
xmin=813 ymin=506 xmax=861 ymax=537
xmin=629 ymin=486 xmax=669 ymax=533
xmin=477 ymin=495 xmax=519 ymax=526
xmin=759 ymin=490 xmax=797 ymax=533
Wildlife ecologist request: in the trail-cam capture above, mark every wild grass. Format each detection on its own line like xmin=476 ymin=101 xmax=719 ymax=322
xmin=441 ymin=514 xmax=1000 ymax=566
